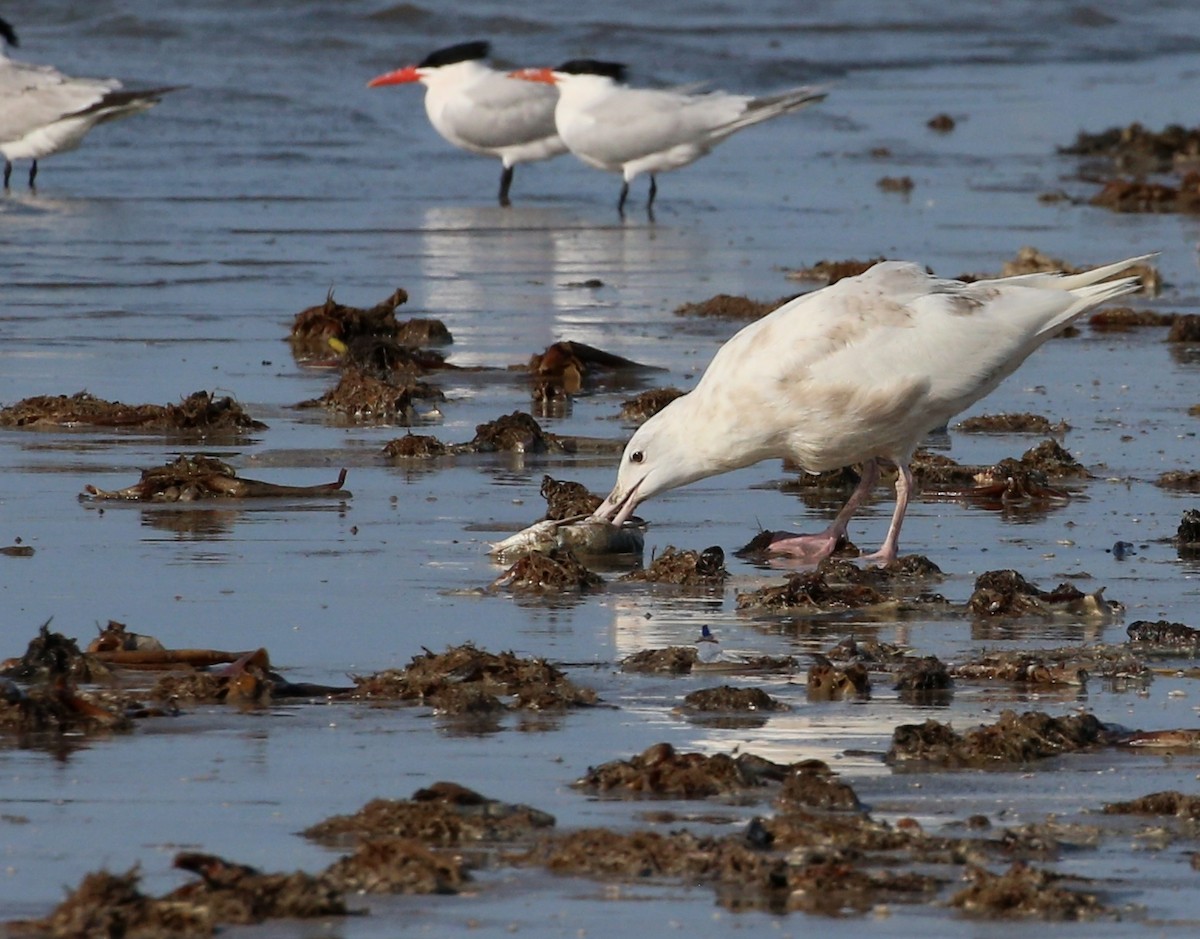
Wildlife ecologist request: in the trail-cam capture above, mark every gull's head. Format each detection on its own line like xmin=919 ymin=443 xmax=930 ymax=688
xmin=368 ymin=40 xmax=490 ymax=88
xmin=591 ymin=396 xmax=704 ymax=527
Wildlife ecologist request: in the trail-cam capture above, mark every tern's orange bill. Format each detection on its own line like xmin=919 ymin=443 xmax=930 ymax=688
xmin=367 ymin=65 xmax=421 ymax=88
xmin=508 ymin=67 xmax=556 ymax=84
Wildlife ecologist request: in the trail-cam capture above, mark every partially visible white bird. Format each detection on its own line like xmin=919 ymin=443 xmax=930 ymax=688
xmin=0 ymin=17 xmax=177 ymax=189
xmin=367 ymin=40 xmax=567 ymax=207
xmin=510 ymin=59 xmax=826 ymax=215
xmin=592 ymin=255 xmax=1152 ymax=564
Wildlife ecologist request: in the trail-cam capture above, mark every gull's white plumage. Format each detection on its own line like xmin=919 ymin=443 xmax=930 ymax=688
xmin=593 ymin=255 xmax=1152 ymax=564
xmin=0 ymin=17 xmax=175 ymax=188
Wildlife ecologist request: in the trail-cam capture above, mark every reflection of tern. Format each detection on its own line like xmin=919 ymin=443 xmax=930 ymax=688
xmin=511 ymin=59 xmax=825 ymax=215
xmin=0 ymin=17 xmax=177 ymax=189
xmin=368 ymin=41 xmax=567 ymax=206
xmin=594 ymin=256 xmax=1151 ymax=564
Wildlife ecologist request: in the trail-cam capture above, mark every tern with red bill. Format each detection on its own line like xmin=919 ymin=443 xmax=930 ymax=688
xmin=368 ymin=40 xmax=567 ymax=206
xmin=592 ymin=255 xmax=1153 ymax=564
xmin=510 ymin=59 xmax=826 ymax=216
xmin=0 ymin=16 xmax=177 ymax=190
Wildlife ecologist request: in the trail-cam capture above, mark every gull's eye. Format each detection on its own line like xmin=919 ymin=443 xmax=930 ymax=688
xmin=629 ymin=450 xmax=645 ymax=464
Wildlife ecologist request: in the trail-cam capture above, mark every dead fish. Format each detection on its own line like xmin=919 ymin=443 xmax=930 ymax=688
xmin=489 ymin=517 xmax=643 ymax=562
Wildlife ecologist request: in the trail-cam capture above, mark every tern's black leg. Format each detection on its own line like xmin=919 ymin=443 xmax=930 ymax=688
xmin=28 ymin=159 xmax=37 ymax=189
xmin=646 ymin=175 xmax=657 ymax=222
xmin=498 ymin=165 xmax=514 ymax=207
xmin=617 ymin=180 xmax=629 ymax=217
xmin=3 ymin=160 xmax=11 ymax=190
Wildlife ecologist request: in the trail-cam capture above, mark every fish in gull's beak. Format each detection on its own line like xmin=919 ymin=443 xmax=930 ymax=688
xmin=591 ymin=477 xmax=642 ymax=528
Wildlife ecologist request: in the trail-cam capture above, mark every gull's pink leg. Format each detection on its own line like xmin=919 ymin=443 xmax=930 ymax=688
xmin=766 ymin=459 xmax=880 ymax=562
xmin=862 ymin=460 xmax=913 ymax=566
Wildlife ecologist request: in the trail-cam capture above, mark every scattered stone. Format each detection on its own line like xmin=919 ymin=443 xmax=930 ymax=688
xmin=966 ymin=570 xmax=1117 ymax=619
xmin=784 ymin=258 xmax=887 ymax=285
xmin=673 ymin=293 xmax=794 ymax=319
xmin=956 ymin=413 xmax=1069 ymax=434
xmin=681 ymin=686 xmax=788 ymax=713
xmin=621 ymin=545 xmax=728 ymax=586
xmin=82 ymin=455 xmax=350 ymax=502
xmin=885 ymin=710 xmax=1112 ymax=768
xmin=574 ymin=742 xmax=794 ymax=798
xmin=349 ymin=644 xmax=598 ymax=713
xmin=0 ymin=390 xmax=266 ymax=434
xmin=927 ymin=113 xmax=956 ymax=132
xmin=948 ymin=861 xmax=1110 ymax=920
xmin=617 ymin=387 xmax=685 ymax=424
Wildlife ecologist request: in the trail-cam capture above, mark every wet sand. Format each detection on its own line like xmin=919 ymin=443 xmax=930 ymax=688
xmin=3 ymin=2 xmax=1200 ymax=935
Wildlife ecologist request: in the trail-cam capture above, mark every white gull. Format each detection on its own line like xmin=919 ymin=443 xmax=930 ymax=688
xmin=592 ymin=255 xmax=1152 ymax=564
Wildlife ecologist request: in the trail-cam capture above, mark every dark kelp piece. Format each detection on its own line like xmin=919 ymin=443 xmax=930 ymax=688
xmin=785 ymin=257 xmax=886 ymax=285
xmin=1 ymin=621 xmax=113 ymax=683
xmin=621 ymin=545 xmax=728 ymax=586
xmin=885 ymin=710 xmax=1112 ymax=768
xmin=1126 ymin=619 xmax=1200 ymax=646
xmin=296 ymin=366 xmax=444 ymax=421
xmin=349 ymin=643 xmax=598 ymax=712
xmin=956 ymin=413 xmax=1070 ymax=435
xmin=288 ymin=287 xmax=412 ymax=355
xmin=1060 ymin=121 xmax=1200 ymax=173
xmin=0 ymin=390 xmax=266 ymax=433
xmin=169 ymin=852 xmax=346 ymax=923
xmin=805 ymin=655 xmax=871 ymax=701
xmin=735 ymin=570 xmax=883 ymax=612
xmin=466 ymin=410 xmax=570 ymax=453
xmin=382 ymin=433 xmax=449 ymax=458
xmin=527 ymin=340 xmax=658 ymax=397
xmin=539 ymin=474 xmax=602 ymax=519
xmin=617 ymin=387 xmax=685 ymax=424
xmin=681 ymin=685 xmax=788 ymax=713
xmin=1089 ymin=174 xmax=1200 ymax=213
xmin=1178 ymin=509 xmax=1200 ymax=555
xmin=574 ymin=742 xmax=796 ymax=798
xmin=1154 ymin=470 xmax=1200 ymax=492
xmin=489 ymin=546 xmax=605 ymax=593
xmin=1088 ymin=306 xmax=1177 ymax=329
xmin=948 ymin=861 xmax=1111 ymax=921
xmin=619 ymin=645 xmax=699 ymax=674
xmin=967 ymin=570 xmax=1117 ymax=619
xmin=303 ymin=782 xmax=555 ymax=847
xmin=321 ymin=838 xmax=469 ymax=894
xmin=673 ymin=293 xmax=795 ymax=320
xmin=1103 ymin=791 xmax=1200 ymax=818
xmin=1168 ymin=314 xmax=1200 ymax=342
xmin=83 ymin=455 xmax=350 ymax=501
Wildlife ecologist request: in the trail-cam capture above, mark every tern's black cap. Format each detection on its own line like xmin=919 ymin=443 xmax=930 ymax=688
xmin=553 ymin=60 xmax=627 ymax=83
xmin=419 ymin=41 xmax=490 ymax=69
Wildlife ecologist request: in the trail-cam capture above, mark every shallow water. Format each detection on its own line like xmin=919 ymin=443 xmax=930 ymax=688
xmin=3 ymin=0 xmax=1200 ymax=934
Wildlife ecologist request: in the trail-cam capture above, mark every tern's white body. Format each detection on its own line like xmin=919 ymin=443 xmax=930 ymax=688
xmin=0 ymin=25 xmax=171 ymax=186
xmin=418 ymin=59 xmax=566 ymax=167
xmin=550 ymin=73 xmax=824 ymax=183
xmin=593 ymin=255 xmax=1152 ymax=563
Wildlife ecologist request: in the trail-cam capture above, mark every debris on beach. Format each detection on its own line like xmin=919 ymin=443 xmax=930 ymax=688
xmin=539 ymin=475 xmax=602 ymax=519
xmin=288 ymin=286 xmax=443 ymax=363
xmin=82 ymin=454 xmax=350 ymax=501
xmin=927 ymin=113 xmax=956 ymax=132
xmin=784 ymin=257 xmax=886 ymax=284
xmin=805 ymin=655 xmax=871 ymax=701
xmin=303 ymin=781 xmax=555 ymax=848
xmin=1102 ymin=791 xmax=1200 ymax=818
xmin=947 ymin=861 xmax=1110 ymax=921
xmin=296 ymin=366 xmax=444 ymax=421
xmin=617 ymin=387 xmax=685 ymax=424
xmin=877 ymin=174 xmax=915 ymax=193
xmin=966 ymin=570 xmax=1118 ymax=619
xmin=0 ymin=390 xmax=266 ymax=433
xmin=893 ymin=655 xmax=954 ymax=702
xmin=467 ymin=410 xmax=570 ymax=453
xmin=382 ymin=432 xmax=450 ymax=459
xmin=680 ymin=685 xmax=789 ymax=713
xmin=489 ymin=546 xmax=607 ymax=592
xmin=956 ymin=413 xmax=1070 ymax=435
xmin=735 ymin=569 xmax=884 ymax=612
xmin=1126 ymin=619 xmax=1200 ymax=647
xmin=322 ymin=838 xmax=470 ymax=895
xmin=1087 ymin=306 xmax=1177 ymax=329
xmin=949 ymin=651 xmax=1092 ymax=687
xmin=673 ymin=292 xmax=795 ymax=319
xmin=525 ymin=340 xmax=658 ymax=397
xmin=1168 ymin=314 xmax=1200 ymax=342
xmin=349 ymin=643 xmax=598 ymax=713
xmin=620 ymin=545 xmax=728 ymax=586
xmin=1177 ymin=509 xmax=1200 ymax=554
xmin=1154 ymin=470 xmax=1200 ymax=492
xmin=885 ymin=710 xmax=1112 ymax=768
xmin=326 ymin=335 xmax=453 ymax=379
xmin=1060 ymin=121 xmax=1200 ymax=173
xmin=1 ymin=622 xmax=114 ymax=684
xmin=489 ymin=476 xmax=640 ymax=562
xmin=573 ymin=741 xmax=803 ymax=799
